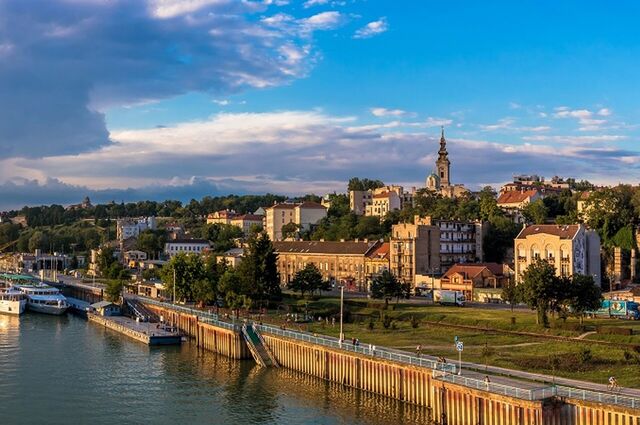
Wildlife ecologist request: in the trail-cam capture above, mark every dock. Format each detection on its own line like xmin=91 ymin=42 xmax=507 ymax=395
xmin=88 ymin=313 xmax=182 ymax=346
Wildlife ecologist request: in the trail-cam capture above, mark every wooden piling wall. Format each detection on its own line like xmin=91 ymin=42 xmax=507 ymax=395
xmin=143 ymin=302 xmax=640 ymax=425
xmin=145 ymin=304 xmax=249 ymax=359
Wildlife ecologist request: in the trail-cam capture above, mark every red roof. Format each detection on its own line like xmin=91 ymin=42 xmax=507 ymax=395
xmin=234 ymin=214 xmax=263 ymax=221
xmin=367 ymin=242 xmax=389 ymax=260
xmin=516 ymin=224 xmax=581 ymax=240
xmin=442 ymin=263 xmax=505 ymax=280
xmin=297 ymin=201 xmax=327 ymax=209
xmin=497 ymin=189 xmax=540 ymax=205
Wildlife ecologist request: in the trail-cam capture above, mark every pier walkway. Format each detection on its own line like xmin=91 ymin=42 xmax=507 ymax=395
xmin=242 ymin=324 xmax=279 ymax=367
xmin=88 ymin=313 xmax=181 ymax=346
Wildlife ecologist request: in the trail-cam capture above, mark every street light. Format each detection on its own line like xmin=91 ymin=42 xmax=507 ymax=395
xmin=339 ymin=285 xmax=344 ymax=344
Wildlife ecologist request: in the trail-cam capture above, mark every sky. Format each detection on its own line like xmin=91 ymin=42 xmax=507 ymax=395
xmin=0 ymin=0 xmax=639 ymax=210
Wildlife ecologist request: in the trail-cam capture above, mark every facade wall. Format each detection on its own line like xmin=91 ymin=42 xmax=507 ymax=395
xmin=390 ymin=220 xmax=440 ymax=287
xmin=295 ymin=206 xmax=327 ymax=231
xmin=277 ymin=252 xmax=368 ymax=290
xmin=265 ymin=206 xmax=296 ymax=241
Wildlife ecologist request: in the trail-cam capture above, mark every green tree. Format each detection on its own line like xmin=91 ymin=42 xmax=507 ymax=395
xmin=236 ymin=232 xmax=281 ymax=302
xmin=161 ymin=253 xmax=206 ymax=302
xmin=104 ymin=279 xmax=124 ymax=302
xmin=370 ymin=270 xmax=403 ymax=308
xmin=568 ymin=274 xmax=603 ymax=324
xmin=522 ymin=199 xmax=548 ymax=224
xmin=281 ymin=222 xmax=300 ymax=240
xmin=500 ymin=277 xmax=520 ymax=311
xmin=347 ymin=177 xmax=385 ymax=191
xmin=218 ymin=269 xmax=252 ymax=317
xmin=519 ymin=259 xmax=561 ymax=327
xmin=288 ymin=264 xmax=323 ymax=297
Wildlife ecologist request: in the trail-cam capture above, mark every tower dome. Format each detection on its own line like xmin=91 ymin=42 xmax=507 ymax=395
xmin=426 ymin=172 xmax=440 ymax=190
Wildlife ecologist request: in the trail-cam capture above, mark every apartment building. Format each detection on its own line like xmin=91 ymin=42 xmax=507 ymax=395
xmin=350 ymin=185 xmax=414 ymax=218
xmin=164 ymin=239 xmax=210 ymax=258
xmin=497 ymin=189 xmax=542 ymax=224
xmin=116 ymin=217 xmax=157 ymax=241
xmin=390 ymin=218 xmax=440 ymax=287
xmin=433 ymin=218 xmax=485 ymax=269
xmin=273 ymin=240 xmax=380 ymax=291
xmin=230 ymin=214 xmax=264 ymax=235
xmin=206 ymin=209 xmax=237 ymax=225
xmin=514 ymin=224 xmax=601 ymax=284
xmin=265 ymin=202 xmax=327 ymax=241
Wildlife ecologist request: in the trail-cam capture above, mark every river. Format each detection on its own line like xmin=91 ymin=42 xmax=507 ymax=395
xmin=0 ymin=313 xmax=430 ymax=425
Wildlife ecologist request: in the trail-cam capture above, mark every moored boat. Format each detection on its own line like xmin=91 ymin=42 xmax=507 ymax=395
xmin=0 ymin=287 xmax=27 ymax=315
xmin=12 ymin=283 xmax=69 ymax=315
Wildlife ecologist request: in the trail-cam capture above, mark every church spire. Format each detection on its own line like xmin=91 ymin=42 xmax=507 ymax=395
xmin=438 ymin=126 xmax=448 ymax=157
xmin=436 ymin=127 xmax=450 ymax=187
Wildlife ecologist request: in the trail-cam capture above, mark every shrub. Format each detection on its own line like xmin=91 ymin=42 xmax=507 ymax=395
xmin=391 ymin=321 xmax=398 ymax=330
xmin=597 ymin=326 xmax=633 ymax=336
xmin=578 ymin=347 xmax=592 ymax=364
xmin=410 ymin=316 xmax=420 ymax=329
xmin=367 ymin=317 xmax=375 ymax=331
xmin=382 ymin=314 xmax=393 ymax=329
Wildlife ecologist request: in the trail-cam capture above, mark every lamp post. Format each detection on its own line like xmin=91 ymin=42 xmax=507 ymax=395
xmin=173 ymin=267 xmax=177 ymax=304
xmin=339 ymin=285 xmax=344 ymax=343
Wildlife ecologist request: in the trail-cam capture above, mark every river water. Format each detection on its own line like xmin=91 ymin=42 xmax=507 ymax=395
xmin=0 ymin=313 xmax=429 ymax=425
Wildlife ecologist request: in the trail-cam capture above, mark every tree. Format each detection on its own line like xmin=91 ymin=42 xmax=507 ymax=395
xmin=105 ymin=279 xmax=124 ymax=302
xmin=500 ymin=277 xmax=520 ymax=311
xmin=192 ymin=278 xmax=216 ymax=306
xmin=281 ymin=222 xmax=300 ymax=240
xmin=568 ymin=274 xmax=603 ymax=324
xmin=370 ymin=270 xmax=403 ymax=308
xmin=522 ymin=199 xmax=548 ymax=224
xmin=519 ymin=259 xmax=561 ymax=327
xmin=348 ymin=177 xmax=385 ymax=192
xmin=218 ymin=269 xmax=252 ymax=317
xmin=236 ymin=232 xmax=281 ymax=302
xmin=161 ymin=253 xmax=206 ymax=302
xmin=288 ymin=264 xmax=323 ymax=297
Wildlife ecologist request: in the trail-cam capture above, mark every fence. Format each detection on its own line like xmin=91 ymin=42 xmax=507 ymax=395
xmin=138 ymin=297 xmax=640 ymax=408
xmin=556 ymin=386 xmax=640 ymax=410
xmin=437 ymin=373 xmax=555 ymax=401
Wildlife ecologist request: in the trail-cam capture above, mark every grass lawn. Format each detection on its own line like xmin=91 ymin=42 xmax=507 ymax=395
xmin=269 ymin=295 xmax=640 ymax=388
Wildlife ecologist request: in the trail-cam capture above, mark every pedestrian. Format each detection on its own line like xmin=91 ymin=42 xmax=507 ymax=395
xmin=331 ymin=317 xmax=336 ymax=327
xmin=484 ymin=375 xmax=491 ymax=389
xmin=416 ymin=344 xmax=422 ymax=357
xmin=352 ymin=337 xmax=356 ymax=345
xmin=355 ymin=338 xmax=360 ymax=346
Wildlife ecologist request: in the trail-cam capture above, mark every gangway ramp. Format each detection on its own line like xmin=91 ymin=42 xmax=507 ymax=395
xmin=242 ymin=324 xmax=278 ymax=368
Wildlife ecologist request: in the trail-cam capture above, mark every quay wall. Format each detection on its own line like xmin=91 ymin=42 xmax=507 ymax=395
xmin=145 ymin=304 xmax=249 ymax=360
xmin=144 ymin=302 xmax=640 ymax=425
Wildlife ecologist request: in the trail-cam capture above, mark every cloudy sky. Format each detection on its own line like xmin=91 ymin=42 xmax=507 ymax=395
xmin=1 ymin=0 xmax=639 ymax=210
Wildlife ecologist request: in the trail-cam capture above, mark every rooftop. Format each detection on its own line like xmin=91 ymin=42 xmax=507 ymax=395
xmin=497 ymin=189 xmax=540 ymax=205
xmin=273 ymin=240 xmax=378 ymax=255
xmin=442 ymin=263 xmax=506 ymax=280
xmin=516 ymin=224 xmax=581 ymax=240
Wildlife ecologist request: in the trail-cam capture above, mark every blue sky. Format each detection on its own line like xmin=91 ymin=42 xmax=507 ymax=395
xmin=0 ymin=0 xmax=638 ymax=209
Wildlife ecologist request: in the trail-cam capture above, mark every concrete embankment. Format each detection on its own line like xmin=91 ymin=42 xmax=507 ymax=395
xmin=143 ymin=300 xmax=640 ymax=425
xmin=88 ymin=313 xmax=181 ymax=346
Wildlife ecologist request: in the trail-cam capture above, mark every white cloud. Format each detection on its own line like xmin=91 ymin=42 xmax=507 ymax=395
xmin=425 ymin=117 xmax=453 ymax=127
xmin=553 ymin=106 xmax=611 ymax=131
xmin=300 ymin=11 xmax=344 ymax=31
xmin=508 ymin=102 xmax=521 ymax=110
xmin=353 ymin=17 xmax=388 ymax=39
xmin=370 ymin=107 xmax=408 ymax=117
xmin=480 ymin=118 xmax=516 ymax=131
xmin=303 ymin=0 xmax=329 ymax=7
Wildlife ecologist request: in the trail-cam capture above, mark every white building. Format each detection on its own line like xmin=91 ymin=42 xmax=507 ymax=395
xmin=264 ymin=202 xmax=327 ymax=241
xmin=164 ymin=239 xmax=211 ymax=258
xmin=116 ymin=217 xmax=157 ymax=241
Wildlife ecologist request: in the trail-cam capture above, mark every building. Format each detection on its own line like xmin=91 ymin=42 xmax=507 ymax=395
xmin=273 ymin=240 xmax=380 ymax=291
xmin=440 ymin=263 xmax=512 ymax=302
xmin=425 ymin=128 xmax=470 ymax=198
xmin=350 ymin=185 xmax=415 ymax=217
xmin=116 ymin=217 xmax=157 ymax=241
xmin=390 ymin=218 xmax=440 ymax=288
xmin=497 ymin=189 xmax=542 ymax=224
xmin=217 ymin=247 xmax=245 ymax=268
xmin=164 ymin=223 xmax=185 ymax=240
xmin=206 ymin=209 xmax=237 ymax=225
xmin=365 ymin=242 xmax=390 ymax=288
xmin=91 ymin=301 xmax=121 ymax=316
xmin=164 ymin=239 xmax=210 ymax=258
xmin=514 ymin=224 xmax=601 ymax=284
xmin=66 ymin=196 xmax=93 ymax=211
xmin=264 ymin=202 xmax=327 ymax=241
xmin=124 ymin=250 xmax=148 ymax=268
xmin=230 ymin=214 xmax=264 ymax=235
xmin=434 ymin=218 xmax=485 ymax=269
xmin=365 ymin=191 xmax=401 ymax=217
xmin=500 ymin=175 xmax=570 ymax=196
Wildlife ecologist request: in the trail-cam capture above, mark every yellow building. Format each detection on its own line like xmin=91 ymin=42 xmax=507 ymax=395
xmin=390 ymin=218 xmax=440 ymax=288
xmin=514 ymin=224 xmax=601 ymax=284
xmin=264 ymin=202 xmax=327 ymax=241
xmin=206 ymin=209 xmax=237 ymax=225
xmin=273 ymin=240 xmax=380 ymax=291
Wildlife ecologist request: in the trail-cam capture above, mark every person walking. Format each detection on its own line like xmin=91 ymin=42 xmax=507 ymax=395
xmin=416 ymin=344 xmax=422 ymax=358
xmin=484 ymin=375 xmax=491 ymax=389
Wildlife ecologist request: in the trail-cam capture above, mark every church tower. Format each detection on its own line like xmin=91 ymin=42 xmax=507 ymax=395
xmin=436 ymin=126 xmax=450 ymax=187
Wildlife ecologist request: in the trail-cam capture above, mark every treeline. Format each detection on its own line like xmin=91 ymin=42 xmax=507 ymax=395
xmin=160 ymin=233 xmax=281 ymax=312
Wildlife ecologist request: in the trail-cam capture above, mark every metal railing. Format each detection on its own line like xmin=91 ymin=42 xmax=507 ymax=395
xmin=138 ymin=297 xmax=640 ymax=409
xmin=436 ymin=373 xmax=555 ymax=401
xmin=255 ymin=323 xmax=458 ymax=374
xmin=556 ymin=386 xmax=640 ymax=410
xmin=139 ymin=297 xmax=240 ymax=332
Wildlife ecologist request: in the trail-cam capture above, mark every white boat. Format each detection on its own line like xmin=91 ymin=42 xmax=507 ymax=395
xmin=0 ymin=287 xmax=27 ymax=315
xmin=12 ymin=283 xmax=69 ymax=315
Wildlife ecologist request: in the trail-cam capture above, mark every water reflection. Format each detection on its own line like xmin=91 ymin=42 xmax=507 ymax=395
xmin=1 ymin=314 xmax=432 ymax=425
